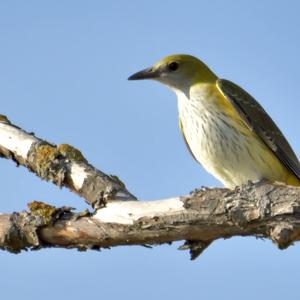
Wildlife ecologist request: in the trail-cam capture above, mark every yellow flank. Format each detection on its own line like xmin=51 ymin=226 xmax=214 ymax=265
xmin=214 ymin=87 xmax=300 ymax=187
xmin=176 ymin=82 xmax=299 ymax=188
xmin=197 ymin=83 xmax=300 ymax=187
xmin=129 ymin=54 xmax=300 ymax=188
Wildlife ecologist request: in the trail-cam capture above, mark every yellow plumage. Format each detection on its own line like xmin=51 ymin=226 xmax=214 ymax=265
xmin=129 ymin=54 xmax=300 ymax=189
xmin=178 ymin=82 xmax=299 ymax=188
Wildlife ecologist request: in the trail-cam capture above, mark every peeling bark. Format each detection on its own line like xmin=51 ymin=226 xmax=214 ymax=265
xmin=1 ymin=116 xmax=300 ymax=259
xmin=0 ymin=117 xmax=136 ymax=208
xmin=0 ymin=182 xmax=299 ymax=259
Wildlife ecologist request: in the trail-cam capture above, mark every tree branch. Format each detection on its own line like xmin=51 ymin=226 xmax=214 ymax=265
xmin=1 ymin=182 xmax=300 ymax=259
xmin=1 ymin=115 xmax=300 ymax=259
xmin=0 ymin=116 xmax=136 ymax=208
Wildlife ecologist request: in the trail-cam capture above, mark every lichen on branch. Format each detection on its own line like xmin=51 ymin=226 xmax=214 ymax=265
xmin=0 ymin=117 xmax=136 ymax=208
xmin=0 ymin=182 xmax=299 ymax=259
xmin=0 ymin=115 xmax=300 ymax=259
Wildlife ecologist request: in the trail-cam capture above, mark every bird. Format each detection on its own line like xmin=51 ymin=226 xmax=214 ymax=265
xmin=128 ymin=54 xmax=300 ymax=189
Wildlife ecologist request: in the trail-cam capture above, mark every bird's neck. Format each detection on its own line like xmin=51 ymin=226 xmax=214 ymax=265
xmin=175 ymin=82 xmax=219 ymax=107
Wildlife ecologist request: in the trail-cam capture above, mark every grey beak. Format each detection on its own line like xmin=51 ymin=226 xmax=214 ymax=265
xmin=128 ymin=67 xmax=160 ymax=80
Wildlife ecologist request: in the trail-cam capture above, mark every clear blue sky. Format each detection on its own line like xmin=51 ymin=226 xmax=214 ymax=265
xmin=1 ymin=1 xmax=300 ymax=299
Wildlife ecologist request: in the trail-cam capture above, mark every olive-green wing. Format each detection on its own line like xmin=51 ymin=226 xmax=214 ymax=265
xmin=217 ymin=79 xmax=300 ymax=180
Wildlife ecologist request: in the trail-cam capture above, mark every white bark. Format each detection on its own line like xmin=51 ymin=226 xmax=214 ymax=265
xmin=0 ymin=118 xmax=135 ymax=207
xmin=0 ymin=122 xmax=37 ymax=157
xmin=95 ymin=197 xmax=184 ymax=224
xmin=1 ymin=116 xmax=300 ymax=260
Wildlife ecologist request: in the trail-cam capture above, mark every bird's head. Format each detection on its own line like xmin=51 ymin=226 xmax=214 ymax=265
xmin=128 ymin=54 xmax=217 ymax=92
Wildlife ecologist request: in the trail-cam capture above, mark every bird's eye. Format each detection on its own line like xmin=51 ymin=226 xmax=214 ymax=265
xmin=168 ymin=62 xmax=179 ymax=72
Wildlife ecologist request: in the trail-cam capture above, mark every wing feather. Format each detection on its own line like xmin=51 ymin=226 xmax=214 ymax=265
xmin=217 ymin=79 xmax=300 ymax=180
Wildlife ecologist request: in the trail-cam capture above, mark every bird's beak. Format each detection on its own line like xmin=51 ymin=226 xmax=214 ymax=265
xmin=128 ymin=67 xmax=160 ymax=80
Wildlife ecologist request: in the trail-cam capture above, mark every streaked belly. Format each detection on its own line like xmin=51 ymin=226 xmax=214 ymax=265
xmin=179 ymin=101 xmax=289 ymax=188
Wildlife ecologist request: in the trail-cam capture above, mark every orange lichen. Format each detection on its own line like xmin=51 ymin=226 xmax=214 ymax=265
xmin=58 ymin=144 xmax=87 ymax=162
